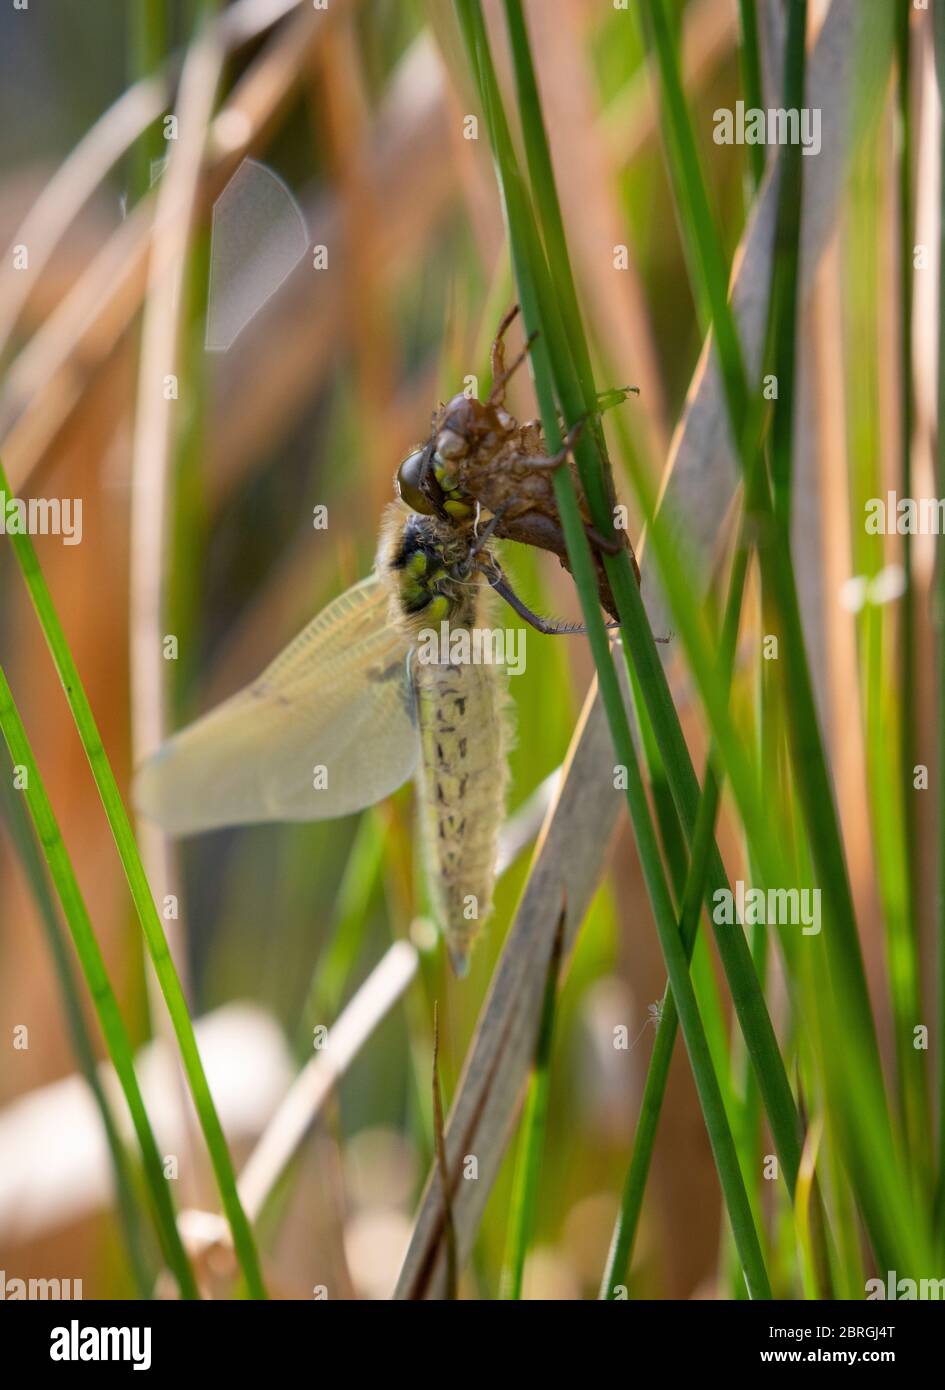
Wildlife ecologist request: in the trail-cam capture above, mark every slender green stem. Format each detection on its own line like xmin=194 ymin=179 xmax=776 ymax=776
xmin=0 ymin=666 xmax=197 ymax=1299
xmin=502 ymin=0 xmax=600 ymax=421
xmin=618 ymin=349 xmax=929 ymax=1270
xmin=641 ymin=0 xmax=891 ymax=1143
xmin=597 ymin=66 xmax=832 ymax=1267
xmin=431 ymin=1002 xmax=458 ymax=1299
xmin=601 ymin=495 xmax=752 ymax=1297
xmin=933 ymin=0 xmax=945 ymax=1240
xmin=892 ymin=0 xmax=929 ymax=1167
xmin=296 ymin=810 xmax=386 ymax=1047
xmin=458 ymin=0 xmax=771 ymax=1299
xmin=896 ymin=0 xmax=916 ymax=923
xmin=766 ymin=0 xmax=804 ymax=522
xmin=0 ymin=455 xmax=267 ymax=1299
xmin=737 ymin=0 xmax=766 ymax=193
xmin=128 ymin=0 xmax=168 ymax=203
xmin=503 ymin=0 xmax=802 ymax=1205
xmin=0 ymin=765 xmax=153 ymax=1295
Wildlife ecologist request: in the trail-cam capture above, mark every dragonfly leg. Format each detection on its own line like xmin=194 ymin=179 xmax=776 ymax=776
xmin=451 ymin=504 xmax=508 ymax=580
xmin=471 ymin=502 xmax=509 ymax=553
xmin=482 ymin=561 xmax=620 ymax=636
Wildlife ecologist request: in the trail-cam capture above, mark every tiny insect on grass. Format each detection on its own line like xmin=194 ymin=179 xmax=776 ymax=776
xmin=135 ymin=314 xmax=633 ymax=974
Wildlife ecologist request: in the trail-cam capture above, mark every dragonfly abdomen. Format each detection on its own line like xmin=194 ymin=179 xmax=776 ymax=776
xmin=414 ymin=657 xmax=509 ymax=975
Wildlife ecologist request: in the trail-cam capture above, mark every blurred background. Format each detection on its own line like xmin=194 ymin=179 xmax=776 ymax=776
xmin=0 ymin=0 xmax=937 ymax=1300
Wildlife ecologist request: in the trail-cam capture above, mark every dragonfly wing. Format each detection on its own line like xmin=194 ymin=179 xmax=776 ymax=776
xmin=134 ymin=574 xmax=418 ymax=835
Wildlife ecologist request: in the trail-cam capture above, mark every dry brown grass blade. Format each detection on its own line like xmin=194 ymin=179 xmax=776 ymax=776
xmin=128 ymin=22 xmax=227 ymax=1205
xmin=526 ymin=0 xmax=671 ymax=464
xmin=641 ymin=0 xmax=886 ymax=631
xmin=209 ymin=34 xmax=455 ymax=508
xmin=0 ymin=0 xmax=313 ymax=363
xmin=173 ymin=942 xmax=418 ymax=1255
xmin=0 ymin=0 xmax=345 ymax=493
xmin=316 ymin=11 xmax=397 ymax=485
xmin=0 ymin=77 xmax=166 ymax=363
xmin=1 ymin=24 xmax=452 ymax=528
xmin=393 ymin=664 xmax=626 ymax=1299
xmin=237 ymin=941 xmax=418 ymax=1222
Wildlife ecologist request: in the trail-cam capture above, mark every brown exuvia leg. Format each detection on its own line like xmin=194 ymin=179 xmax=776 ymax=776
xmin=488 ymin=304 xmax=539 ymax=407
xmin=523 ymin=417 xmax=585 ymax=470
xmin=488 ymin=304 xmax=521 ymax=406
xmin=585 ymin=522 xmax=623 ymax=556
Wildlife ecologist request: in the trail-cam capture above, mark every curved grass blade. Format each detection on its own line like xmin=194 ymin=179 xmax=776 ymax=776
xmin=0 ymin=665 xmax=197 ymax=1299
xmin=0 ymin=764 xmax=152 ymax=1295
xmin=0 ymin=454 xmax=267 ymax=1299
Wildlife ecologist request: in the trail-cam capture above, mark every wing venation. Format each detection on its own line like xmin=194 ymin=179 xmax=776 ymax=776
xmin=135 ymin=574 xmax=417 ymax=834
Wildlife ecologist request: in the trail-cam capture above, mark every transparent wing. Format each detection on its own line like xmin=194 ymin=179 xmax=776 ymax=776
xmin=205 ymin=158 xmax=309 ymax=352
xmin=134 ymin=575 xmax=418 ymax=835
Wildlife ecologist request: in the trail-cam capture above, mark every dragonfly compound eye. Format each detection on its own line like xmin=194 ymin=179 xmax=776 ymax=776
xmin=396 ymin=449 xmax=436 ymax=515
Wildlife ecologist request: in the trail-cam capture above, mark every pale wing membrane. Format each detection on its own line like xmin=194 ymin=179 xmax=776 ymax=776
xmin=134 ymin=575 xmax=418 ymax=835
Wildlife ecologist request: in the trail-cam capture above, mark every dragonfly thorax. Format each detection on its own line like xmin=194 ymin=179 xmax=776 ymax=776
xmin=379 ymin=507 xmax=489 ymax=636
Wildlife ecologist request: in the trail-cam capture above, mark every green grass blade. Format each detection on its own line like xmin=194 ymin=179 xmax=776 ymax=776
xmin=296 ymin=809 xmax=387 ymax=1044
xmin=0 ymin=665 xmax=197 ymax=1299
xmin=636 ymin=3 xmax=924 ymax=1270
xmin=737 ymin=0 xmax=766 ymax=193
xmin=896 ymin=0 xmax=917 ymax=946
xmin=601 ymin=508 xmax=752 ymax=1297
xmin=501 ymin=0 xmax=802 ymax=1207
xmin=457 ymin=0 xmax=772 ymax=1299
xmin=0 ymin=454 xmax=267 ymax=1299
xmin=642 ymin=0 xmax=880 ymax=1071
xmin=934 ymin=0 xmax=945 ymax=1239
xmin=618 ymin=406 xmax=931 ymax=1273
xmin=0 ymin=764 xmax=153 ymax=1295
xmin=128 ymin=0 xmax=168 ymax=202
xmin=765 ymin=0 xmax=805 ymax=521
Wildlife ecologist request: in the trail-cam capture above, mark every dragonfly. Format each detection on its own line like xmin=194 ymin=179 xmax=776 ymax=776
xmin=135 ymin=311 xmax=623 ymax=975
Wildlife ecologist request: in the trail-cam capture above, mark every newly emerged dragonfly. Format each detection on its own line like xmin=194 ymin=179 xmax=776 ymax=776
xmin=136 ymin=311 xmax=624 ymax=974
